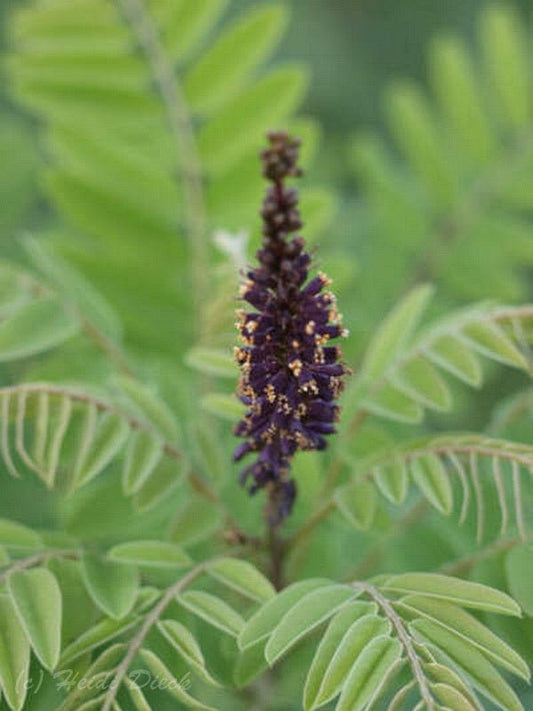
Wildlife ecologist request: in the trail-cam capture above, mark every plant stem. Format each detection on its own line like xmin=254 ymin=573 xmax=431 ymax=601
xmin=355 ymin=582 xmax=436 ymax=710
xmin=101 ymin=562 xmax=207 ymax=711
xmin=438 ymin=536 xmax=522 ymax=577
xmin=267 ymin=524 xmax=286 ymax=591
xmin=289 ymin=410 xmax=371 ymax=562
xmin=117 ymin=0 xmax=209 ymax=327
xmin=0 ymin=549 xmax=78 ymax=584
xmin=263 ymin=486 xmax=287 ymax=590
xmin=78 ymin=315 xmax=134 ymax=377
xmin=488 ymin=388 xmax=533 ymax=434
xmin=29 ymin=275 xmax=135 ymax=377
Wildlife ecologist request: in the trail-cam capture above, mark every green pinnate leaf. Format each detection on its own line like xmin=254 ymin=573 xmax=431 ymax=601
xmin=0 ymin=519 xmax=43 ymax=549
xmin=364 ymin=384 xmax=423 ymax=424
xmin=360 ymin=284 xmax=433 ymax=382
xmin=185 ymin=347 xmax=236 ymax=379
xmin=238 ymin=578 xmax=331 ymax=650
xmin=184 ymin=4 xmax=288 ymax=115
xmin=69 ymin=399 xmax=98 ymax=490
xmin=234 ymin=639 xmax=269 ymax=688
xmin=81 ymin=553 xmax=139 ymax=619
xmin=265 ymin=584 xmax=360 ymax=666
xmin=505 ymin=545 xmax=533 ymax=617
xmin=432 ymin=682 xmax=478 ymax=711
xmin=401 ymin=595 xmax=529 ymax=680
xmin=107 ymin=540 xmax=191 ymax=569
xmin=124 ymin=676 xmax=151 ymax=711
xmin=459 ymin=321 xmax=528 ymax=370
xmin=33 ymin=390 xmax=50 ymax=472
xmin=427 ymin=334 xmax=483 ymax=386
xmin=177 ymin=590 xmax=244 ymax=637
xmin=479 ymin=5 xmax=530 ymax=130
xmin=84 ymin=642 xmax=128 ymax=676
xmin=74 ymin=412 xmax=130 ymax=487
xmin=410 ymin=453 xmax=453 ymax=514
xmin=313 ymin=614 xmax=391 ymax=708
xmin=395 ymin=356 xmax=452 ymax=411
xmin=385 ymin=82 xmax=456 ymax=206
xmin=411 ymin=618 xmax=523 ymax=711
xmin=336 ymin=635 xmax=403 ymax=711
xmin=373 ymin=458 xmax=409 ymax=505
xmin=206 ymin=558 xmax=275 ymax=603
xmin=429 ymin=36 xmax=496 ymax=165
xmin=116 ymin=376 xmax=180 ymax=442
xmin=138 ymin=648 xmax=216 ymax=710
xmin=43 ymin=393 xmax=72 ymax=488
xmin=76 ymin=696 xmax=108 ymax=711
xmin=303 ymin=601 xmax=378 ymax=710
xmin=0 ymin=594 xmax=30 ymax=711
xmin=169 ymin=496 xmax=222 ymax=547
xmin=59 ymin=615 xmax=138 ymax=666
xmin=383 ymin=573 xmax=521 ymax=615
xmin=121 ymin=429 xmax=163 ymax=495
xmin=54 ymin=644 xmax=127 ymax=711
xmin=189 ymin=419 xmax=225 ymax=484
xmin=199 ymin=65 xmax=308 ymax=175
xmin=22 ymin=234 xmax=121 ymax=340
xmin=132 ymin=456 xmax=185 ymax=512
xmin=157 ymin=619 xmax=221 ymax=687
xmin=0 ymin=297 xmax=78 ymax=362
xmin=161 ymin=0 xmax=227 ymax=62
xmin=200 ymin=392 xmax=245 ymax=421
xmin=0 ymin=262 xmax=33 ymax=319
xmin=8 ymin=568 xmax=62 ymax=672
xmin=334 ymin=480 xmax=377 ymax=531
xmin=425 ymin=662 xmax=482 ymax=710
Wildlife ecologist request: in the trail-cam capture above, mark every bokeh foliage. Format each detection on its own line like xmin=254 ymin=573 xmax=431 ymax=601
xmin=0 ymin=1 xmax=531 ymax=710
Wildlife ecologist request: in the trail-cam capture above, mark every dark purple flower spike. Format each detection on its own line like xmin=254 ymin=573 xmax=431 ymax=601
xmin=233 ymin=131 xmax=348 ymax=525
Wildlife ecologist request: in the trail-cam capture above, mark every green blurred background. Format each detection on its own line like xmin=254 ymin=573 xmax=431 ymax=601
xmin=2 ymin=0 xmax=532 ymax=248
xmin=0 ymin=0 xmax=533 ymax=536
xmin=0 ymin=3 xmax=532 ymax=708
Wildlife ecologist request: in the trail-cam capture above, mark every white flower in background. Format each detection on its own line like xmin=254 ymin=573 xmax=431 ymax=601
xmin=212 ymin=228 xmax=249 ymax=272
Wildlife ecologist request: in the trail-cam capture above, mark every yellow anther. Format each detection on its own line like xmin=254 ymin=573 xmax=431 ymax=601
xmin=288 ymin=359 xmax=303 ymax=377
xmin=318 ymin=271 xmax=333 ymax=286
xmin=265 ymin=384 xmax=276 ymax=403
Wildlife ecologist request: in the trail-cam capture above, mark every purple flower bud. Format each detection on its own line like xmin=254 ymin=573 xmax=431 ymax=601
xmin=233 ymin=131 xmax=349 ymax=525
